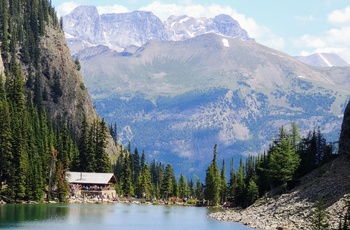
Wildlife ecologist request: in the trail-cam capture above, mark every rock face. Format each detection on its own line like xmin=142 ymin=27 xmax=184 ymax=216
xmin=63 ymin=6 xmax=253 ymax=55
xmin=34 ymin=17 xmax=117 ymax=157
xmin=339 ymin=101 xmax=350 ymax=156
xmin=164 ymin=14 xmax=252 ymax=42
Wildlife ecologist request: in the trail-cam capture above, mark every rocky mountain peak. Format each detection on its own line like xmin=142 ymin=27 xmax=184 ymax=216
xmin=69 ymin=5 xmax=99 ymax=20
xmin=164 ymin=14 xmax=253 ymax=42
xmin=213 ymin=14 xmax=237 ymax=23
xmin=63 ymin=6 xmax=254 ymax=55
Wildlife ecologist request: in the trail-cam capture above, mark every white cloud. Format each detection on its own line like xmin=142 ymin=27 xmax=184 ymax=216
xmin=56 ymin=2 xmax=80 ymax=17
xmin=97 ymin=5 xmax=129 ymax=15
xmin=294 ymin=7 xmax=350 ymax=63
xmin=328 ymin=7 xmax=350 ymax=25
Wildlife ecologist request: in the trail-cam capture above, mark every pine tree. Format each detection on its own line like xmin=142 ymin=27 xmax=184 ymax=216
xmin=204 ymin=144 xmax=221 ymax=206
xmin=121 ymin=151 xmax=134 ymax=197
xmin=179 ymin=173 xmax=188 ymax=198
xmin=228 ymin=158 xmax=236 ymax=202
xmin=234 ymin=157 xmax=246 ymax=207
xmin=161 ymin=163 xmax=174 ymax=199
xmin=311 ymin=198 xmax=329 ymax=230
xmin=220 ymin=159 xmax=227 ymax=204
xmin=95 ymin=119 xmax=111 ymax=172
xmin=6 ymin=64 xmax=29 ymax=200
xmin=135 ymin=163 xmax=153 ymax=199
xmin=194 ymin=175 xmax=203 ymax=200
xmin=132 ymin=148 xmax=140 ymax=183
xmin=246 ymin=179 xmax=259 ymax=206
xmin=268 ymin=138 xmax=300 ymax=189
xmin=0 ymin=77 xmax=13 ymax=191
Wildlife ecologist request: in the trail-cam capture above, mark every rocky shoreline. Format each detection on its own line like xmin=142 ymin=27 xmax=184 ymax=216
xmin=209 ymin=194 xmax=348 ymax=230
xmin=209 ymin=155 xmax=350 ymax=230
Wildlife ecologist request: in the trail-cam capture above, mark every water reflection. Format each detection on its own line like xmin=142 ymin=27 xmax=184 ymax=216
xmin=0 ymin=204 xmax=68 ymax=228
xmin=0 ymin=203 xmax=252 ymax=230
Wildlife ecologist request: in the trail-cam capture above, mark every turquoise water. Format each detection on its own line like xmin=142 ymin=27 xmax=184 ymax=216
xmin=0 ymin=203 xmax=252 ymax=230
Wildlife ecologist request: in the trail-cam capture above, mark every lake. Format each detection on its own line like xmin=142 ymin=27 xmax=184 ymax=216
xmin=0 ymin=203 xmax=252 ymax=230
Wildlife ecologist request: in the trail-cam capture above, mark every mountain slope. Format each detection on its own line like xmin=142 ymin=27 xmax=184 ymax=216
xmin=40 ymin=16 xmax=117 ymax=157
xmin=76 ymin=33 xmax=350 ymax=176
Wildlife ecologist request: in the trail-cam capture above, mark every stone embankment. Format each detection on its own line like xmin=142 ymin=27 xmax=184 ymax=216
xmin=209 ymin=154 xmax=350 ymax=229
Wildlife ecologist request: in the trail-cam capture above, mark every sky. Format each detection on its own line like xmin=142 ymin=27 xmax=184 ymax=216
xmin=51 ymin=0 xmax=350 ymax=62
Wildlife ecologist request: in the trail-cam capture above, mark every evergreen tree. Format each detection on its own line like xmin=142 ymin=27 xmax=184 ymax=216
xmin=228 ymin=158 xmax=236 ymax=202
xmin=161 ymin=163 xmax=174 ymax=199
xmin=178 ymin=173 xmax=188 ymax=198
xmin=121 ymin=151 xmax=133 ymax=197
xmin=95 ymin=119 xmax=111 ymax=172
xmin=220 ymin=159 xmax=227 ymax=204
xmin=135 ymin=163 xmax=153 ymax=199
xmin=204 ymin=144 xmax=221 ymax=206
xmin=311 ymin=198 xmax=329 ymax=230
xmin=132 ymin=148 xmax=140 ymax=183
xmin=234 ymin=157 xmax=246 ymax=207
xmin=246 ymin=179 xmax=259 ymax=206
xmin=0 ymin=77 xmax=13 ymax=191
xmin=194 ymin=175 xmax=203 ymax=200
xmin=268 ymin=138 xmax=300 ymax=189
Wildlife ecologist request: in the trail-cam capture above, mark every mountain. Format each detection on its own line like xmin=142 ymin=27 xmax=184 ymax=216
xmin=0 ymin=0 xmax=117 ymax=202
xmin=294 ymin=53 xmax=349 ymax=67
xmin=63 ymin=6 xmax=252 ymax=55
xmin=164 ymin=14 xmax=253 ymax=41
xmin=76 ymin=33 xmax=350 ymax=177
xmin=1 ymin=2 xmax=117 ymax=159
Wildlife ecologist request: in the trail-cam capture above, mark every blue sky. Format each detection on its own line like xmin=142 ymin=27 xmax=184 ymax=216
xmin=52 ymin=0 xmax=350 ymax=62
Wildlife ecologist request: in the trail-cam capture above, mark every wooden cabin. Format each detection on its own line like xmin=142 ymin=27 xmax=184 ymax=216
xmin=66 ymin=171 xmax=117 ymax=198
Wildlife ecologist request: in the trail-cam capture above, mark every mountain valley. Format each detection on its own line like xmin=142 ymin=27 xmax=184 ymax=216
xmin=63 ymin=6 xmax=350 ymax=177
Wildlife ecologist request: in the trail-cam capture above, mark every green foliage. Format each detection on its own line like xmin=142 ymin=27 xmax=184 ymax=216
xmin=121 ymin=151 xmax=134 ymax=197
xmin=267 ymin=138 xmax=300 ymax=189
xmin=161 ymin=164 xmax=175 ymax=199
xmin=204 ymin=144 xmax=221 ymax=206
xmin=246 ymin=179 xmax=259 ymax=206
xmin=311 ymin=198 xmax=329 ymax=230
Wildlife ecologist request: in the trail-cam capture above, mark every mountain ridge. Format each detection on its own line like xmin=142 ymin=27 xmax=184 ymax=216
xmin=294 ymin=53 xmax=349 ymax=67
xmin=76 ymin=33 xmax=350 ymax=176
xmin=63 ymin=5 xmax=253 ymax=55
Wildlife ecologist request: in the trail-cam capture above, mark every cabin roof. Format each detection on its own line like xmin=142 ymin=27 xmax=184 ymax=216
xmin=66 ymin=171 xmax=117 ymax=185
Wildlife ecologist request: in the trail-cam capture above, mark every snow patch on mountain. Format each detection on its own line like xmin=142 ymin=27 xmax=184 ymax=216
xmin=222 ymin=38 xmax=230 ymax=47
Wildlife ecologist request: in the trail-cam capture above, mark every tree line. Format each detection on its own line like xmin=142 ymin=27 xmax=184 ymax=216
xmin=203 ymin=123 xmax=335 ymax=207
xmin=109 ymin=122 xmax=335 ymax=207
xmin=112 ymin=142 xmax=203 ymax=202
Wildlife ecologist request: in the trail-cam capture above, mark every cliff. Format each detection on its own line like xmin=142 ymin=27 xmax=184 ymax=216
xmin=37 ymin=22 xmax=117 ymax=158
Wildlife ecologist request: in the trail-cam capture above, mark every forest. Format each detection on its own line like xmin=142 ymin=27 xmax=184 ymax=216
xmin=0 ymin=0 xmax=342 ymax=221
xmin=108 ymin=123 xmax=336 ymax=208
